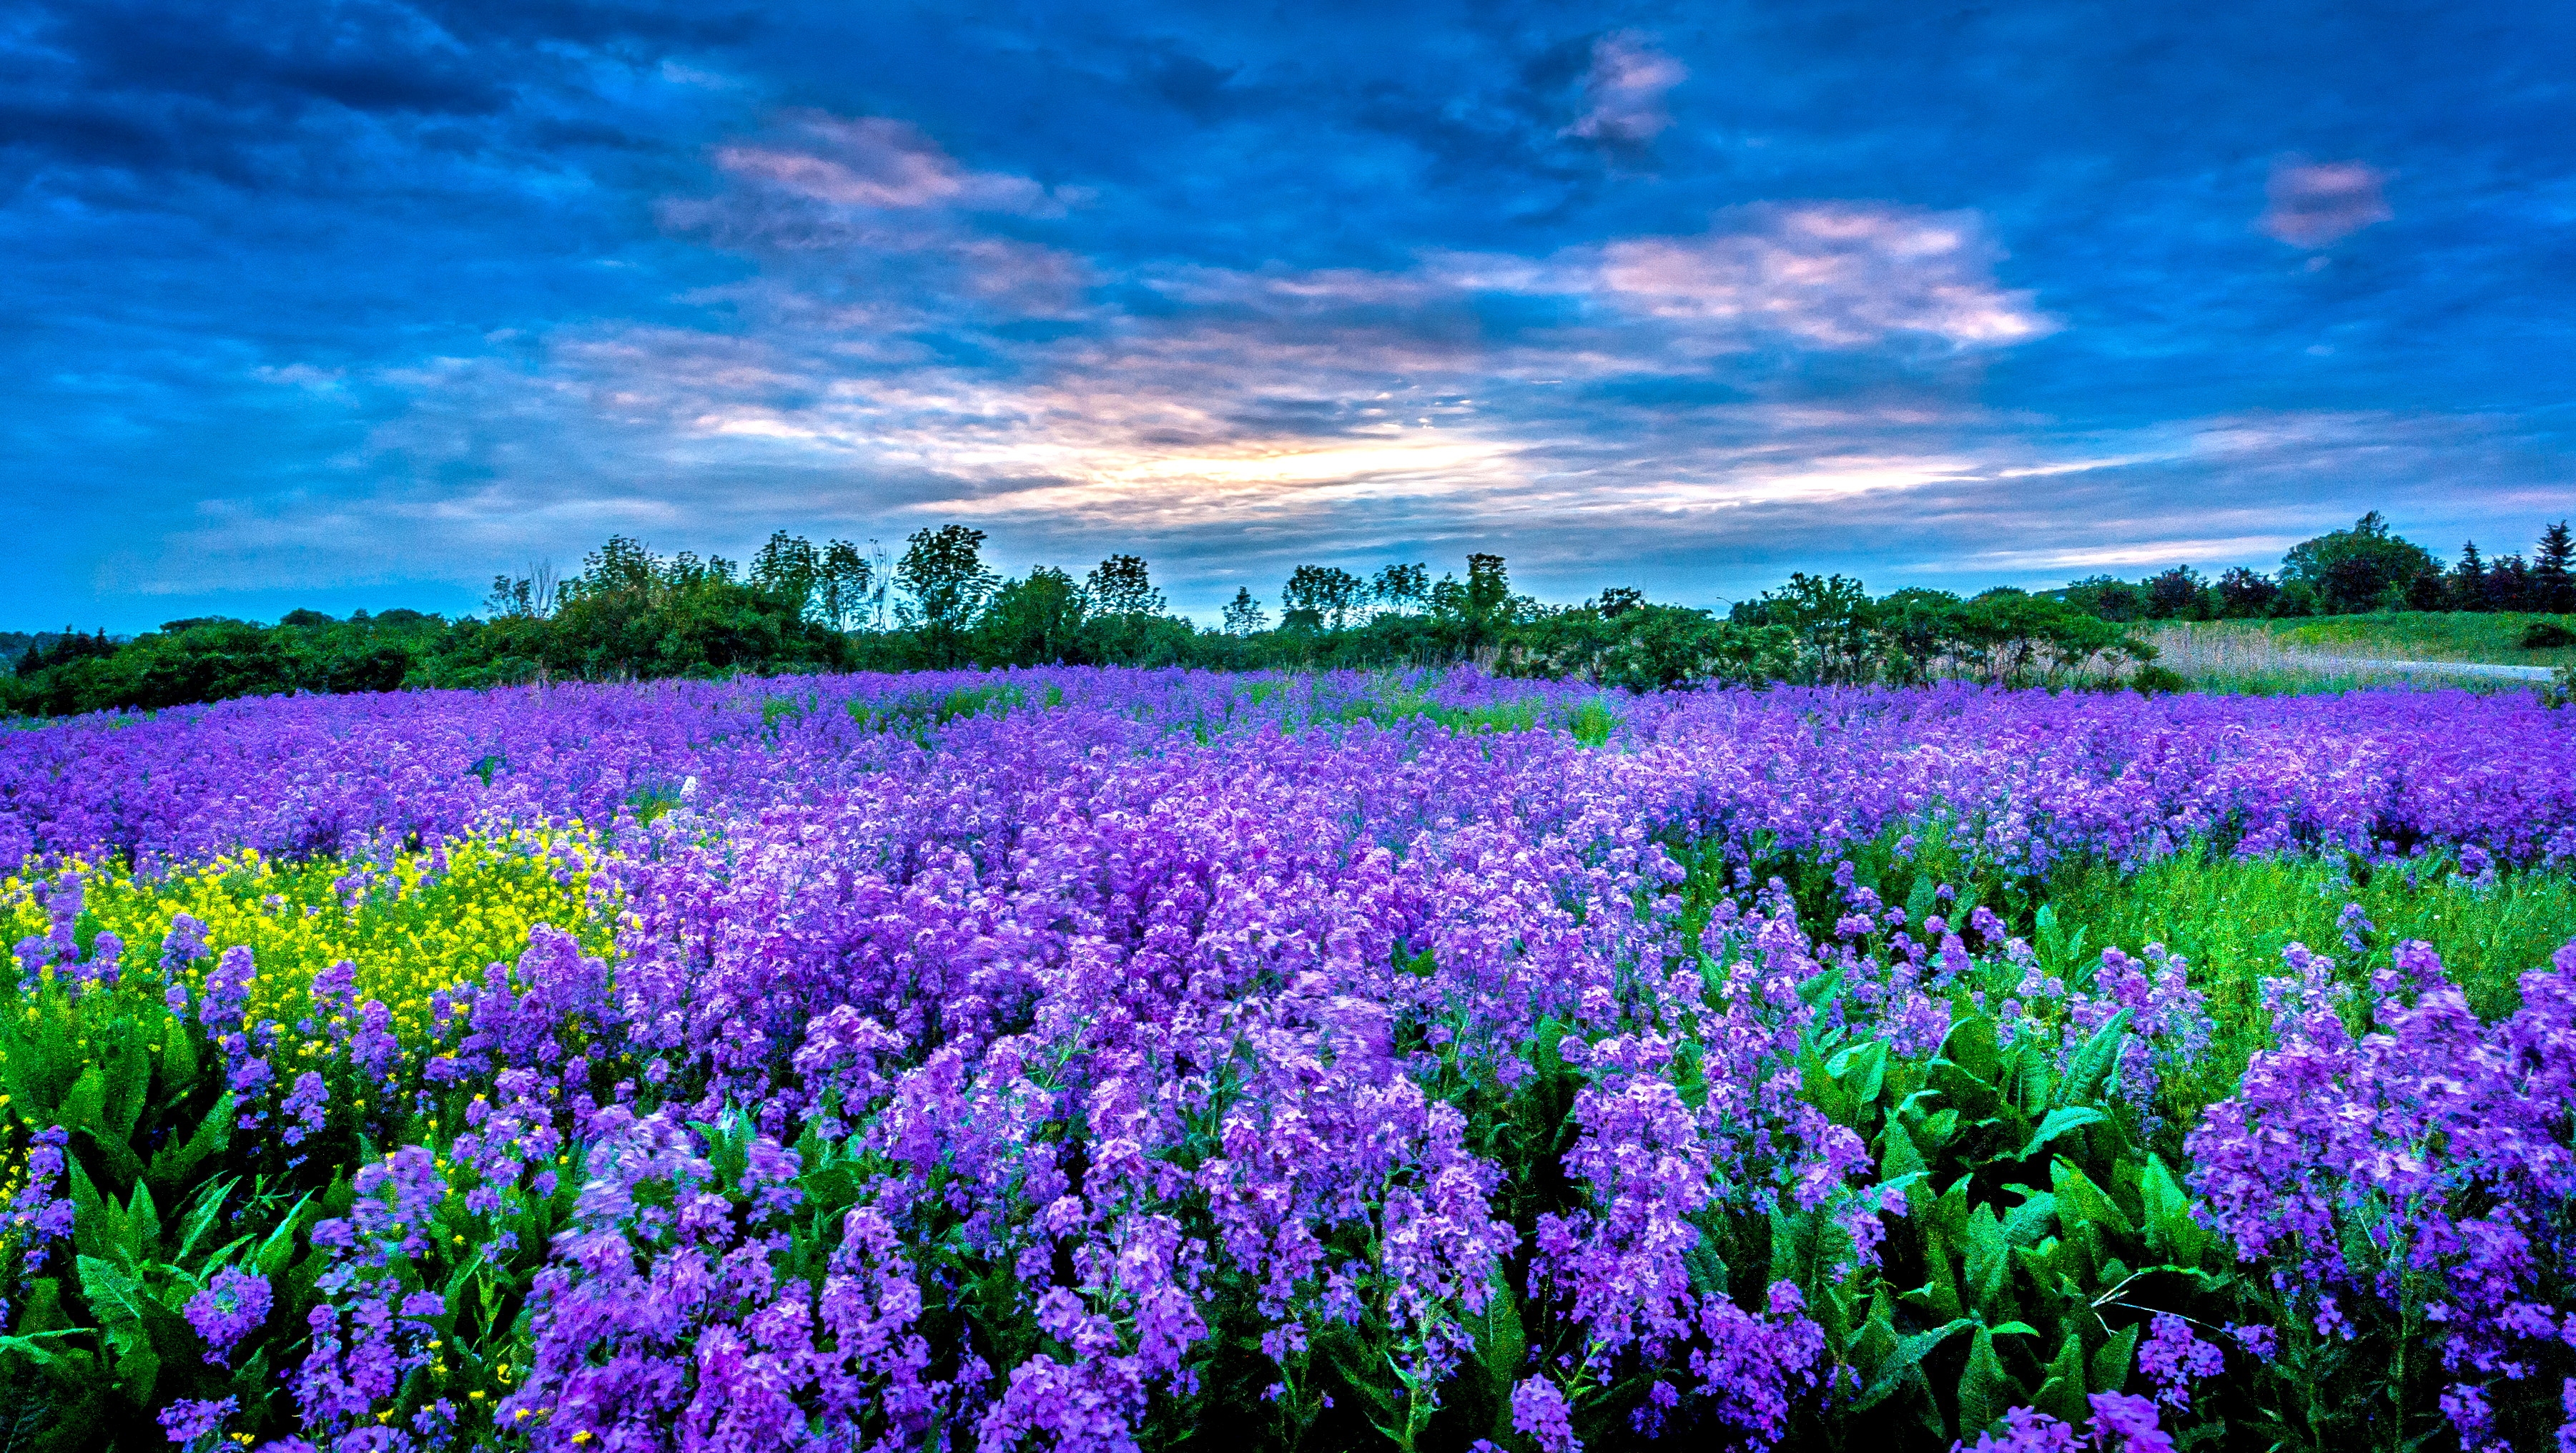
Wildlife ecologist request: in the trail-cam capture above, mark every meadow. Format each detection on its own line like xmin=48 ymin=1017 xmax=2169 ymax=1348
xmin=2141 ymin=612 xmax=2576 ymax=695
xmin=2 ymin=669 xmax=2572 ymax=1453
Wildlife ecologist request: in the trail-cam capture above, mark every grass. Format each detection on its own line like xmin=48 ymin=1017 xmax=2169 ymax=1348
xmin=2139 ymin=611 xmax=2576 ymax=694
xmin=2048 ymin=851 xmax=2576 ymax=1108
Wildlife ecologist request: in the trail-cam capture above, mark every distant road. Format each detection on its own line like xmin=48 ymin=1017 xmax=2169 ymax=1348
xmin=2298 ymin=656 xmax=2557 ymax=681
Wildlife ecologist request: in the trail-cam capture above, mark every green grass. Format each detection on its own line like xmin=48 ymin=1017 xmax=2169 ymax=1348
xmin=2161 ymin=610 xmax=2576 ymax=666
xmin=2046 ymin=850 xmax=2576 ymax=1114
xmin=2138 ymin=611 xmax=2575 ymax=695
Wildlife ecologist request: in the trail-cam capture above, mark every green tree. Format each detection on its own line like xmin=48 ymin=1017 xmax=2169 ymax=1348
xmin=2279 ymin=511 xmax=2439 ymax=615
xmin=816 ymin=540 xmax=874 ymax=631
xmin=976 ymin=567 xmax=1089 ymax=665
xmin=1084 ymin=554 xmax=1166 ymax=617
xmin=2215 ymin=567 xmax=2281 ymax=618
xmin=750 ymin=532 xmax=821 ymax=617
xmin=1221 ymin=588 xmax=1268 ymax=636
xmin=2447 ymin=543 xmax=2488 ymax=611
xmin=1370 ymin=563 xmax=1428 ymax=615
xmin=1281 ymin=565 xmax=1366 ymax=631
xmin=894 ymin=526 xmax=997 ymax=664
xmin=2535 ymin=521 xmax=2573 ymax=613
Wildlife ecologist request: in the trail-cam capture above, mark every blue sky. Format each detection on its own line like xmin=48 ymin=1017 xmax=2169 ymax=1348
xmin=6 ymin=0 xmax=2572 ymax=631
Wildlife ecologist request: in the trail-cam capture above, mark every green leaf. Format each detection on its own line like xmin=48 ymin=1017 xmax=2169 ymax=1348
xmin=122 ymin=1182 xmax=159 ymax=1264
xmin=2002 ymin=1191 xmax=2058 ymax=1250
xmin=1957 ymin=1326 xmax=2015 ymax=1437
xmin=1828 ymin=1039 xmax=1889 ymax=1113
xmin=1940 ymin=1014 xmax=2001 ymax=1087
xmin=252 ymin=1193 xmax=311 ymax=1278
xmin=161 ymin=1013 xmax=200 ymax=1090
xmin=0 ymin=1330 xmax=82 ymax=1367
xmin=2054 ymin=1009 xmax=2133 ymax=1110
xmin=64 ymin=1156 xmax=122 ymax=1264
xmin=2015 ymin=1106 xmax=2108 ymax=1163
xmin=2141 ymin=1154 xmax=2211 ymax=1266
xmin=102 ymin=1034 xmax=149 ymax=1142
xmin=147 ymin=1093 xmax=233 ymax=1191
xmin=1468 ymin=1272 xmax=1526 ymax=1439
xmin=1852 ymin=1317 xmax=1973 ymax=1412
xmin=2051 ymin=1158 xmax=2136 ymax=1239
xmin=1962 ymin=1205 xmax=2012 ymax=1317
xmin=59 ymin=1067 xmax=106 ymax=1140
xmin=1905 ymin=876 xmax=1939 ymax=932
xmin=2090 ymin=1321 xmax=2141 ymax=1394
xmin=2036 ymin=1329 xmax=2089 ymax=1425
xmin=76 ymin=1255 xmax=149 ymax=1329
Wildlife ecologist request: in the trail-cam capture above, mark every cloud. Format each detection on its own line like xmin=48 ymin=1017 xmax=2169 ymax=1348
xmin=2260 ymin=158 xmax=2392 ymax=247
xmin=712 ymin=112 xmax=1047 ymax=212
xmin=1561 ymin=32 xmax=1687 ymax=144
xmin=1589 ymin=207 xmax=2053 ymax=349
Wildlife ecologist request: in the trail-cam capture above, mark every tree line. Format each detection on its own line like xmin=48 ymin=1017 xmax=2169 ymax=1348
xmin=2052 ymin=512 xmax=2575 ymax=625
xmin=5 ymin=510 xmax=2570 ymax=719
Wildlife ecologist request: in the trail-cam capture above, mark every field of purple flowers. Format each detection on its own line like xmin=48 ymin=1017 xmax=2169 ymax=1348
xmin=2 ymin=669 xmax=2573 ymax=1453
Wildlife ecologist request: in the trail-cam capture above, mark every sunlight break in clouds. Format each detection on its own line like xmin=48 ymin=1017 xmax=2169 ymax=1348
xmin=2260 ymin=159 xmax=2392 ymax=247
xmin=1562 ymin=32 xmax=1688 ymax=144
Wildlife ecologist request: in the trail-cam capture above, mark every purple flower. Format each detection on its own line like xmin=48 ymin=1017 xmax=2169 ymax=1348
xmin=2136 ymin=1314 xmax=2224 ymax=1410
xmin=157 ymin=1396 xmax=237 ymax=1445
xmin=1512 ymin=1376 xmax=1581 ymax=1453
xmin=185 ymin=1267 xmax=272 ymax=1364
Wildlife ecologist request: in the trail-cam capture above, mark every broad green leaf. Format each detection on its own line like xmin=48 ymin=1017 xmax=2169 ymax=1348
xmin=1469 ymin=1271 xmax=1526 ymax=1439
xmin=161 ymin=1013 xmax=199 ymax=1090
xmin=2054 ymin=1010 xmax=2133 ymax=1110
xmin=1957 ymin=1326 xmax=2015 ymax=1437
xmin=1852 ymin=1317 xmax=1973 ymax=1412
xmin=103 ymin=1035 xmax=149 ymax=1141
xmin=148 ymin=1092 xmax=233 ymax=1191
xmin=2091 ymin=1321 xmax=2141 ymax=1394
xmin=122 ymin=1181 xmax=159 ymax=1264
xmin=2014 ymin=1106 xmax=2108 ymax=1163
xmin=66 ymin=1156 xmax=122 ymax=1264
xmin=59 ymin=1066 xmax=106 ymax=1140
xmin=1962 ymin=1205 xmax=2013 ymax=1318
xmin=2142 ymin=1154 xmax=2211 ymax=1266
xmin=2037 ymin=1329 xmax=2089 ymax=1424
xmin=2002 ymin=1191 xmax=2059 ymax=1247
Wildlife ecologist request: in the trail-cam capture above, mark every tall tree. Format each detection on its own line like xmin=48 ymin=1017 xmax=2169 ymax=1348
xmin=977 ymin=566 xmax=1087 ymax=664
xmin=2449 ymin=542 xmax=2489 ymax=612
xmin=1220 ymin=588 xmax=1268 ymax=635
xmin=2144 ymin=566 xmax=2208 ymax=619
xmin=817 ymin=540 xmax=873 ymax=631
xmin=1370 ymin=562 xmax=1428 ymax=615
xmin=1465 ymin=553 xmax=1512 ymax=619
xmin=894 ymin=526 xmax=997 ymax=641
xmin=751 ymin=532 xmax=821 ymax=619
xmin=2535 ymin=521 xmax=2574 ymax=613
xmin=1280 ymin=565 xmax=1366 ymax=631
xmin=1085 ymin=554 xmax=1166 ymax=616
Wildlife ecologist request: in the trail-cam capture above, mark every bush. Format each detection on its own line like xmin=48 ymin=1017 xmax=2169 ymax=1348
xmin=2519 ymin=619 xmax=2576 ymax=649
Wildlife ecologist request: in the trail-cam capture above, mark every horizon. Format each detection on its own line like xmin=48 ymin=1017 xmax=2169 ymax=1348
xmin=8 ymin=0 xmax=2574 ymax=635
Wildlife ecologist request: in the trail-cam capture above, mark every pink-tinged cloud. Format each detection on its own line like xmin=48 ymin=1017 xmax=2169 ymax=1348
xmin=1594 ymin=206 xmax=2053 ymax=348
xmin=1562 ymin=32 xmax=1687 ymax=144
xmin=2260 ymin=159 xmax=2392 ymax=247
xmin=714 ymin=112 xmax=1046 ymax=212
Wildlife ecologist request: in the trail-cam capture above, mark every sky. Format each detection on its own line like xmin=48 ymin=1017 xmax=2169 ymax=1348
xmin=5 ymin=0 xmax=2573 ymax=631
